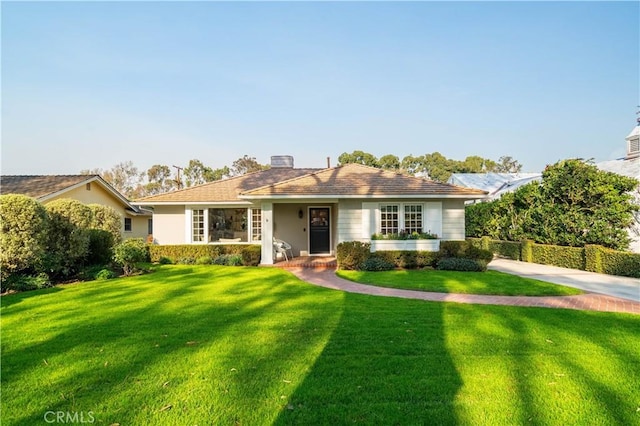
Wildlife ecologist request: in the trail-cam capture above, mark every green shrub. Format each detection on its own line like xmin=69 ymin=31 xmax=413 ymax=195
xmin=521 ymin=239 xmax=534 ymax=263
xmin=88 ymin=204 xmax=122 ymax=244
xmin=113 ymin=238 xmax=149 ymax=276
xmin=178 ymin=257 xmax=196 ymax=265
xmin=437 ymin=258 xmax=487 ymax=272
xmin=531 ymin=243 xmax=584 ymax=270
xmin=148 ymin=245 xmax=261 ymax=266
xmin=213 ymin=255 xmax=229 ymax=265
xmin=227 ymin=254 xmax=243 ymax=266
xmin=240 ymin=245 xmax=262 ymax=266
xmin=439 ymin=240 xmax=493 ymax=263
xmin=44 ymin=199 xmax=94 ymax=278
xmin=361 ymin=257 xmax=395 ymax=271
xmin=0 ymin=194 xmax=49 ymax=278
xmin=489 ymin=240 xmax=522 ymax=260
xmin=584 ymin=245 xmax=602 ymax=273
xmin=196 ymin=256 xmax=213 ymax=265
xmin=95 ymin=269 xmax=116 ymax=280
xmin=86 ymin=229 xmax=115 ymax=265
xmin=2 ymin=273 xmax=51 ymax=292
xmin=596 ymin=246 xmax=640 ymax=278
xmin=158 ymin=256 xmax=173 ymax=265
xmin=336 ymin=241 xmax=371 ymax=270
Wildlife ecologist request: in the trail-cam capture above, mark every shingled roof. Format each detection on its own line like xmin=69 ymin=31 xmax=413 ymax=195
xmin=136 ymin=168 xmax=323 ymax=204
xmin=240 ymin=163 xmax=488 ymax=198
xmin=1 ymin=175 xmax=100 ymax=199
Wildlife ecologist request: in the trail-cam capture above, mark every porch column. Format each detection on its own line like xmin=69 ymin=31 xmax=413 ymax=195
xmin=260 ymin=202 xmax=274 ymax=265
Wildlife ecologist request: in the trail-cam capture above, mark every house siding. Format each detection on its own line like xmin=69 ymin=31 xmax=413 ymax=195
xmin=337 ymin=200 xmax=364 ymax=243
xmin=442 ymin=200 xmax=466 ymax=240
xmin=152 ymin=205 xmax=186 ymax=245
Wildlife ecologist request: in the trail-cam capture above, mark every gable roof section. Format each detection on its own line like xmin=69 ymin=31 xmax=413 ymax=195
xmin=135 ymin=168 xmax=323 ymax=204
xmin=0 ymin=175 xmax=144 ymax=213
xmin=240 ymin=164 xmax=487 ymax=199
xmin=2 ymin=175 xmax=96 ymax=199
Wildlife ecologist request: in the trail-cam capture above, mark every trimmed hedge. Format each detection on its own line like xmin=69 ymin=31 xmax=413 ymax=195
xmin=437 ymin=258 xmax=488 ymax=272
xmin=469 ymin=237 xmax=640 ymax=278
xmin=531 ymin=243 xmax=584 ymax=270
xmin=370 ymin=250 xmax=440 ymax=269
xmin=336 ymin=241 xmax=371 ymax=270
xmin=468 ymin=237 xmax=521 ymax=260
xmin=148 ymin=244 xmax=262 ymax=267
xmin=588 ymin=245 xmax=640 ymax=278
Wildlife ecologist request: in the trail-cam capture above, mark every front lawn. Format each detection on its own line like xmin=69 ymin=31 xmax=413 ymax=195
xmin=2 ymin=266 xmax=637 ymax=425
xmin=337 ymin=269 xmax=584 ymax=296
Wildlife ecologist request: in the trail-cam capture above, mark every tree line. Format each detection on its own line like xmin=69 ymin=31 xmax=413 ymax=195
xmin=87 ymin=151 xmax=523 ymax=199
xmin=337 ymin=151 xmax=522 ymax=182
xmin=81 ymin=155 xmax=268 ymax=199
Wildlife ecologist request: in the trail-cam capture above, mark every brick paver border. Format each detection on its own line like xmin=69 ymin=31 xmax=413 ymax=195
xmin=289 ymin=268 xmax=640 ymax=315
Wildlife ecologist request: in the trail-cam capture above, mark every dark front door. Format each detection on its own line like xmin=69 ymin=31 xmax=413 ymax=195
xmin=309 ymin=207 xmax=330 ymax=254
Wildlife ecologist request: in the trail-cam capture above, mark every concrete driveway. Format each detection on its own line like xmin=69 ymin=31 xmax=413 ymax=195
xmin=488 ymin=258 xmax=640 ymax=302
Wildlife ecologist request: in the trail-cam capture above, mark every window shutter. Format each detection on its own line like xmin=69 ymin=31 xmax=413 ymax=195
xmin=361 ymin=202 xmax=377 ymax=239
xmin=424 ymin=202 xmax=442 ymax=237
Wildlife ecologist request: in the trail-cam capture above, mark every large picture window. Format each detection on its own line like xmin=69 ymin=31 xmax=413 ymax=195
xmin=208 ymin=208 xmax=248 ymax=242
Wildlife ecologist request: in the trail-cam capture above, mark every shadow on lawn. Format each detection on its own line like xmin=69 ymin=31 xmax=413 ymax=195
xmin=1 ymin=266 xmax=346 ymax=425
xmin=273 ymin=293 xmax=462 ymax=425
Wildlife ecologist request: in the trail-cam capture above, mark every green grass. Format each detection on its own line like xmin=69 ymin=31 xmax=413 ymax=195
xmin=2 ymin=265 xmax=638 ymax=425
xmin=336 ymin=269 xmax=584 ymax=296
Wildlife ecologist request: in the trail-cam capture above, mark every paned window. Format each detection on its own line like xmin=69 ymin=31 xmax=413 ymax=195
xmin=380 ymin=205 xmax=399 ymax=234
xmin=124 ymin=217 xmax=132 ymax=232
xmin=192 ymin=209 xmax=205 ymax=242
xmin=404 ymin=204 xmax=423 ymax=234
xmin=251 ymin=209 xmax=262 ymax=242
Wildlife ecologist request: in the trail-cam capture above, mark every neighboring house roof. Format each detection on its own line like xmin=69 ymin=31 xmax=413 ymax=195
xmin=241 ymin=163 xmax=487 ymax=198
xmin=136 ymin=168 xmax=323 ymax=204
xmin=137 ymin=163 xmax=487 ymax=204
xmin=447 ymin=172 xmax=542 ymax=199
xmin=0 ymin=175 xmax=147 ymax=215
xmin=597 ymin=158 xmax=640 ymax=180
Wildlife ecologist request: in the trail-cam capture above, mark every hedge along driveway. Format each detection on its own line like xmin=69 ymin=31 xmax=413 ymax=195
xmin=488 ymin=258 xmax=640 ymax=302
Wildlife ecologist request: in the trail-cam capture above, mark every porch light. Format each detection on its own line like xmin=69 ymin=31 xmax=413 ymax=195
xmin=298 ymin=209 xmax=304 ymax=219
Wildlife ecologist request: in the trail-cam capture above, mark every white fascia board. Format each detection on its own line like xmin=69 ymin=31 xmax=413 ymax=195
xmin=135 ymin=201 xmax=253 ymax=206
xmin=239 ymin=194 xmax=487 ymax=200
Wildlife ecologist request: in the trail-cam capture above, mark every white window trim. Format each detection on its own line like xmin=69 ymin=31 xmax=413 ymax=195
xmin=376 ymin=203 xmax=426 ymax=234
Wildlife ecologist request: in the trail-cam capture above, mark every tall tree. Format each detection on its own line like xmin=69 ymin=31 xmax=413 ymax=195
xmin=144 ymin=164 xmax=174 ymax=195
xmin=231 ymin=155 xmax=268 ymax=176
xmin=378 ymin=154 xmax=401 ymax=171
xmin=495 ymin=156 xmax=523 ymax=173
xmin=337 ymin=151 xmax=379 ymax=167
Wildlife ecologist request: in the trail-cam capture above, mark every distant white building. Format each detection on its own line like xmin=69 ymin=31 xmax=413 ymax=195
xmin=447 ymin=172 xmax=542 ymax=202
xmin=597 ymin=121 xmax=640 ymax=253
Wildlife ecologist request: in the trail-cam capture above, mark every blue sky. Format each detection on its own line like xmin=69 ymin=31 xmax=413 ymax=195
xmin=2 ymin=1 xmax=638 ymax=175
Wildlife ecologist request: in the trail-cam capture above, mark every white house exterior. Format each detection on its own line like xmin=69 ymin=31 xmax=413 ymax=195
xmin=136 ymin=158 xmax=487 ymax=265
xmin=597 ymin=122 xmax=640 ymax=253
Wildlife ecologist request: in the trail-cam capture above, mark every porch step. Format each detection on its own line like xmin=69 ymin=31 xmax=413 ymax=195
xmin=271 ymin=256 xmax=337 ymax=269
